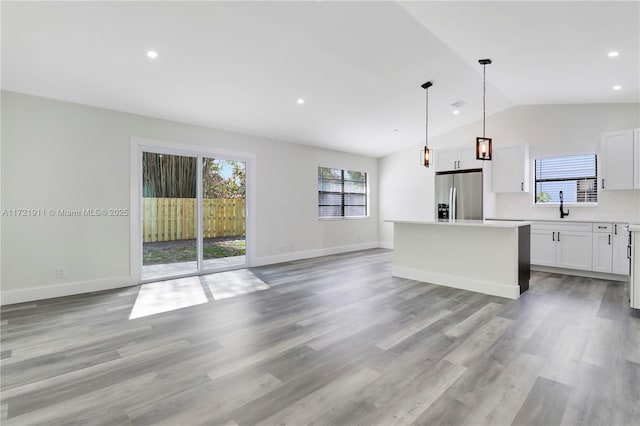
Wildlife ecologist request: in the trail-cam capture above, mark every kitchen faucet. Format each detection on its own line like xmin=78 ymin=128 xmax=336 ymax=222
xmin=559 ymin=191 xmax=569 ymax=218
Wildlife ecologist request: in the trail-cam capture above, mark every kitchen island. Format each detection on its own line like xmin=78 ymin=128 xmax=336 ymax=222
xmin=388 ymin=220 xmax=531 ymax=299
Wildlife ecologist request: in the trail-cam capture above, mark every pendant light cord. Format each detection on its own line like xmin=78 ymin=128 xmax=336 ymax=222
xmin=482 ymin=63 xmax=486 ymax=139
xmin=425 ymin=86 xmax=429 ymax=147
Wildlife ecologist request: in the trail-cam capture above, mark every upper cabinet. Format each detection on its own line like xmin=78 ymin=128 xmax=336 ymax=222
xmin=598 ymin=129 xmax=636 ymax=191
xmin=492 ymin=144 xmax=530 ymax=193
xmin=435 ymin=147 xmax=484 ymax=172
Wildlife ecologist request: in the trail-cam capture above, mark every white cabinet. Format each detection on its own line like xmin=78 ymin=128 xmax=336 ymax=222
xmin=530 ymin=229 xmax=556 ymax=266
xmin=531 ymin=221 xmax=630 ymax=275
xmin=630 ymin=229 xmax=640 ymax=309
xmin=556 ymin=230 xmax=593 ymax=271
xmin=458 ymin=147 xmax=484 ymax=170
xmin=530 ymin=222 xmax=592 ymax=271
xmin=435 ymin=147 xmax=484 ymax=172
xmin=592 ymin=223 xmax=613 ymax=273
xmin=599 ymin=129 xmax=635 ymax=190
xmin=612 ymin=223 xmax=630 ymax=275
xmin=492 ymin=144 xmax=530 ymax=193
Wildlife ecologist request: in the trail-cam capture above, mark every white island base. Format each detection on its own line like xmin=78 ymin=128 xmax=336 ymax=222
xmin=390 ymin=220 xmax=531 ymax=299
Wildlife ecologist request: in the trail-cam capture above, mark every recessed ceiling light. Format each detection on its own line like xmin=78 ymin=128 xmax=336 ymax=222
xmin=297 ymin=98 xmax=305 ymax=105
xmin=146 ymin=50 xmax=158 ymax=59
xmin=452 ymin=110 xmax=460 ymax=115
xmin=613 ymin=85 xmax=622 ymax=91
xmin=608 ymin=51 xmax=619 ymax=58
xmin=393 ymin=129 xmax=399 ymax=132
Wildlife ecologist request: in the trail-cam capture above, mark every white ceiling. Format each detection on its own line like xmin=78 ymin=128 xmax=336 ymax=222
xmin=2 ymin=1 xmax=638 ymax=158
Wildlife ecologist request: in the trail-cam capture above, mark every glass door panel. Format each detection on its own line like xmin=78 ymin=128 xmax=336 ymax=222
xmin=201 ymin=157 xmax=247 ymax=270
xmin=142 ymin=152 xmax=198 ymax=280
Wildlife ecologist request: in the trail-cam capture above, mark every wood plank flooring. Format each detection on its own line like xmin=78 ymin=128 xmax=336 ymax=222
xmin=1 ymin=249 xmax=639 ymax=425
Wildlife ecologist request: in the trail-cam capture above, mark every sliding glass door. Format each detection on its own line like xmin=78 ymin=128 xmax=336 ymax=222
xmin=141 ymin=151 xmax=247 ymax=281
xmin=201 ymin=158 xmax=247 ymax=270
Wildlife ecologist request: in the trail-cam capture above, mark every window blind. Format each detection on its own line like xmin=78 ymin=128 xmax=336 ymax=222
xmin=534 ymin=154 xmax=597 ymax=203
xmin=318 ymin=167 xmax=368 ymax=217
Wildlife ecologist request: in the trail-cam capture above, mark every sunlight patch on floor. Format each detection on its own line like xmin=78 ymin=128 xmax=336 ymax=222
xmin=202 ymin=269 xmax=269 ymax=300
xmin=129 ymin=276 xmax=208 ymax=319
xmin=129 ymin=269 xmax=269 ymax=319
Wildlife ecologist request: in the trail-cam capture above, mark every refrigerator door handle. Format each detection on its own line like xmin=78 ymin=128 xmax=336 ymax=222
xmin=452 ymin=187 xmax=457 ymax=219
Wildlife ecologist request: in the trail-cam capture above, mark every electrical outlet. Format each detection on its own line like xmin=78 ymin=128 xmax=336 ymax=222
xmin=56 ymin=266 xmax=65 ymax=278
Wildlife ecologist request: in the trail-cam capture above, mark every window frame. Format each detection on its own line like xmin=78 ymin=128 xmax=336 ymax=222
xmin=533 ymin=153 xmax=598 ymax=206
xmin=317 ymin=166 xmax=369 ymax=219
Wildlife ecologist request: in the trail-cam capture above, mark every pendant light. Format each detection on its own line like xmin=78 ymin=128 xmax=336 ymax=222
xmin=420 ymin=81 xmax=433 ymax=167
xmin=476 ymin=59 xmax=492 ymax=160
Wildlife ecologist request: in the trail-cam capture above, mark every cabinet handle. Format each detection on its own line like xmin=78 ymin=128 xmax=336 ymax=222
xmin=609 ymin=235 xmax=611 ymax=245
xmin=614 ymin=224 xmax=617 ymax=235
xmin=598 ymin=226 xmax=607 ymax=229
xmin=552 ymin=232 xmax=555 ymax=242
xmin=602 ymin=179 xmax=605 ymax=189
xmin=453 ymin=160 xmax=456 ymax=169
xmin=521 ymin=182 xmax=524 ymax=191
xmin=558 ymin=232 xmax=560 ymax=242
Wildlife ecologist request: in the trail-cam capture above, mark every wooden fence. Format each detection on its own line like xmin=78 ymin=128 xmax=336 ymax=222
xmin=143 ymin=198 xmax=245 ymax=242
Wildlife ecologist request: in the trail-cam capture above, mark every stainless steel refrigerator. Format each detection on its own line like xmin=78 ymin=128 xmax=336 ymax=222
xmin=435 ymin=169 xmax=483 ymax=220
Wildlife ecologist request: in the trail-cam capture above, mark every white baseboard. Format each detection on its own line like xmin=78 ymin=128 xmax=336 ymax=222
xmin=378 ymin=241 xmax=394 ymax=250
xmin=531 ymin=265 xmax=629 ymax=282
xmin=253 ymin=241 xmax=380 ymax=267
xmin=1 ymin=276 xmax=136 ymax=306
xmin=392 ymin=266 xmax=520 ymax=300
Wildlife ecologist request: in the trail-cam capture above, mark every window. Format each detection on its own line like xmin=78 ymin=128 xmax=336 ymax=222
xmin=318 ymin=167 xmax=368 ymax=218
xmin=534 ymin=154 xmax=597 ymax=204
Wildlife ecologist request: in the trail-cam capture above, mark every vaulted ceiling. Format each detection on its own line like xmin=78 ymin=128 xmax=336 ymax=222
xmin=2 ymin=1 xmax=638 ymax=157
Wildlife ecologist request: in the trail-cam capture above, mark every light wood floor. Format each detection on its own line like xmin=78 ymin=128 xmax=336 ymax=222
xmin=1 ymin=249 xmax=639 ymax=425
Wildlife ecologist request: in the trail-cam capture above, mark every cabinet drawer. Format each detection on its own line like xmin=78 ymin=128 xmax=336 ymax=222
xmin=593 ymin=223 xmax=612 ymax=233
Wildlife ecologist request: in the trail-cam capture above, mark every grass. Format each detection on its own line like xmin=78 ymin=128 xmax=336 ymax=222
xmin=143 ymin=238 xmax=246 ymax=265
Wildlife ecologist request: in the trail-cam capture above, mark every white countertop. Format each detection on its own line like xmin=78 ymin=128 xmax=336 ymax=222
xmin=387 ymin=219 xmax=531 ymax=229
xmin=629 ymin=225 xmax=640 ymax=232
xmin=487 ymin=217 xmax=639 ymax=224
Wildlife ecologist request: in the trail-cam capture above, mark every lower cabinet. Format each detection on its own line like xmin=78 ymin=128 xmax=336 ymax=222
xmin=530 ymin=224 xmax=592 ymax=271
xmin=612 ymin=223 xmax=630 ymax=275
xmin=556 ymin=231 xmax=593 ymax=270
xmin=592 ymin=224 xmax=613 ymax=273
xmin=531 ymin=221 xmax=629 ymax=275
xmin=530 ymin=229 xmax=556 ymax=266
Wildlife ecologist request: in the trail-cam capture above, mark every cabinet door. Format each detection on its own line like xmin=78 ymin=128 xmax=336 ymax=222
xmin=556 ymin=231 xmax=593 ymax=271
xmin=458 ymin=146 xmax=484 ymax=170
xmin=612 ymin=223 xmax=630 ymax=275
xmin=492 ymin=145 xmax=530 ymax=193
xmin=531 ymin=230 xmax=556 ymax=266
xmin=435 ymin=148 xmax=459 ymax=172
xmin=592 ymin=232 xmax=613 ymax=273
xmin=600 ymin=130 xmax=634 ymax=190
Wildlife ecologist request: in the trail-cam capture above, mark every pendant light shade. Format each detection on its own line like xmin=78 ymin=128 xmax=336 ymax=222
xmin=476 ymin=59 xmax=492 ymax=161
xmin=420 ymin=81 xmax=433 ymax=167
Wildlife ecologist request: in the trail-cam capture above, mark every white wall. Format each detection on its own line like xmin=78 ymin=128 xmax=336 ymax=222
xmin=379 ymin=103 xmax=640 ymax=245
xmin=1 ymin=91 xmax=378 ymax=302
